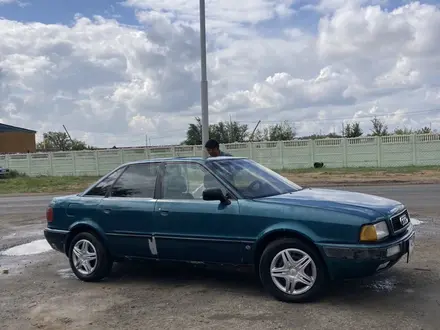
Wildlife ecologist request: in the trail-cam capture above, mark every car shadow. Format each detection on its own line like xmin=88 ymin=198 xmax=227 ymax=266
xmin=106 ymin=260 xmax=267 ymax=298
xmin=96 ymin=260 xmax=430 ymax=306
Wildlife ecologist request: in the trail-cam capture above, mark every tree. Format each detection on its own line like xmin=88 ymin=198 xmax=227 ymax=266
xmin=370 ymin=117 xmax=389 ymax=136
xmin=210 ymin=120 xmax=249 ymax=143
xmin=36 ymin=131 xmax=94 ymax=152
xmin=254 ymin=121 xmax=296 ymax=141
xmin=343 ymin=121 xmax=363 ymax=138
xmin=182 ymin=117 xmax=204 ymax=145
xmin=301 ymin=132 xmax=343 ymax=140
xmin=415 ymin=126 xmax=432 ymax=134
xmin=182 ymin=117 xmax=249 ymax=145
xmin=394 ymin=127 xmax=413 ymax=135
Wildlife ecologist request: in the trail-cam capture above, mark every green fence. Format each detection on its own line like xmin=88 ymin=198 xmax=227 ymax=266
xmin=0 ymin=134 xmax=439 ymax=176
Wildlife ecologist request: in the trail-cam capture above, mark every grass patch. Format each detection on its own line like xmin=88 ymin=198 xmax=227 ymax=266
xmin=0 ymin=175 xmax=100 ymax=194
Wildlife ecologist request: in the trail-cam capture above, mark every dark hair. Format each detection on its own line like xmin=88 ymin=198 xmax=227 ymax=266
xmin=205 ymin=139 xmax=219 ymax=149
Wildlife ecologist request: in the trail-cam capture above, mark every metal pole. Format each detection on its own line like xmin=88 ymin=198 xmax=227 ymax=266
xmin=199 ymin=0 xmax=209 ymax=158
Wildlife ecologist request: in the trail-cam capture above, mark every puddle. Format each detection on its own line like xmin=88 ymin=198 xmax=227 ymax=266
xmin=0 ymin=239 xmax=52 ymax=256
xmin=411 ymin=218 xmax=423 ymax=225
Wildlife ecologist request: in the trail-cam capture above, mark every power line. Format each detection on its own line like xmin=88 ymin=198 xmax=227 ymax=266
xmin=234 ymin=108 xmax=440 ymax=125
xmin=58 ymin=108 xmax=439 ymax=145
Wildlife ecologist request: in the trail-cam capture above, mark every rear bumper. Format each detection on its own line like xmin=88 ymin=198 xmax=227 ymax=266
xmin=319 ymin=223 xmax=415 ymax=279
xmin=44 ymin=228 xmax=69 ymax=254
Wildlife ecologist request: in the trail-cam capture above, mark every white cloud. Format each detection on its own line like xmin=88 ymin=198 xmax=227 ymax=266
xmin=0 ymin=0 xmax=28 ymax=7
xmin=1 ymin=1 xmax=440 ymax=148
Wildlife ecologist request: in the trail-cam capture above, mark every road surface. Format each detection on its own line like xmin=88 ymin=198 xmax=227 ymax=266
xmin=0 ymin=185 xmax=439 ymax=330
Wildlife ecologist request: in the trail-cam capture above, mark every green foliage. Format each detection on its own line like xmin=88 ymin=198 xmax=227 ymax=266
xmin=182 ymin=116 xmax=434 ymax=145
xmin=1 ymin=169 xmax=27 ymax=179
xmin=394 ymin=127 xmax=413 ymax=135
xmin=36 ymin=131 xmax=96 ymax=152
xmin=253 ymin=121 xmax=296 ymax=141
xmin=415 ymin=126 xmax=432 ymax=134
xmin=343 ymin=121 xmax=363 ymax=138
xmin=182 ymin=117 xmax=249 ymax=145
xmin=394 ymin=125 xmax=431 ymax=135
xmin=370 ymin=117 xmax=389 ymax=136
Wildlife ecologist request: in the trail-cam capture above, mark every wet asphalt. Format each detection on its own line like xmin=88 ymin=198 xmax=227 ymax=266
xmin=0 ymin=184 xmax=439 ymax=329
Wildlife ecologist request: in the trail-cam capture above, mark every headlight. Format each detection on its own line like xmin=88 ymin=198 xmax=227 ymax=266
xmin=360 ymin=221 xmax=389 ymax=242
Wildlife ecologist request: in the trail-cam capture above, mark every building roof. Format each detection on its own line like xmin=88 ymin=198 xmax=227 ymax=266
xmin=0 ymin=123 xmax=36 ymax=134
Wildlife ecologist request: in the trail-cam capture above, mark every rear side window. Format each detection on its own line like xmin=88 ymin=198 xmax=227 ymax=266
xmin=84 ymin=167 xmax=126 ymax=197
xmin=110 ymin=163 xmax=159 ymax=198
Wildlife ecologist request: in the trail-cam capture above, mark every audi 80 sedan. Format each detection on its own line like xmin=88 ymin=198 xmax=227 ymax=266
xmin=44 ymin=157 xmax=415 ymax=302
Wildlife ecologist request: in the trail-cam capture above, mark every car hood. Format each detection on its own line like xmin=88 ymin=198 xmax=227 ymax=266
xmin=255 ymin=188 xmax=403 ymax=218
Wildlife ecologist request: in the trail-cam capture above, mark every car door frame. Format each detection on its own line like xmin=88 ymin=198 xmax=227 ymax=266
xmin=151 ymin=160 xmax=252 ymax=264
xmin=94 ymin=161 xmax=163 ymax=258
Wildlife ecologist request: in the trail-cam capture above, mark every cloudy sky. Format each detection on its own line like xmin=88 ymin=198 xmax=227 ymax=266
xmin=1 ymin=0 xmax=440 ymax=147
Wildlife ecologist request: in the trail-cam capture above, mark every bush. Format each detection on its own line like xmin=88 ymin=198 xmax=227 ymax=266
xmin=1 ymin=169 xmax=27 ymax=179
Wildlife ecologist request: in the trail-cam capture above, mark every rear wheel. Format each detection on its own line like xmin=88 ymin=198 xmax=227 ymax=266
xmin=68 ymin=232 xmax=113 ymax=282
xmin=259 ymin=238 xmax=328 ymax=303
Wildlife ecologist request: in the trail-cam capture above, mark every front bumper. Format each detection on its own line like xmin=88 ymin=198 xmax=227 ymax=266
xmin=319 ymin=223 xmax=415 ymax=280
xmin=44 ymin=228 xmax=69 ymax=254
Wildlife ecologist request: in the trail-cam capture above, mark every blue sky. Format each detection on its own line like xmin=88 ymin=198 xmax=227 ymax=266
xmin=0 ymin=0 xmax=137 ymax=25
xmin=2 ymin=0 xmax=435 ymax=35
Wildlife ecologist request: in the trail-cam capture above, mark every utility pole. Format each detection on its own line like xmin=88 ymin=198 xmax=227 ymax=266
xmin=199 ymin=0 xmax=209 ymax=158
xmin=62 ymin=124 xmax=73 ymax=142
xmin=229 ymin=114 xmax=232 ymax=143
xmin=249 ymin=120 xmax=261 ymax=142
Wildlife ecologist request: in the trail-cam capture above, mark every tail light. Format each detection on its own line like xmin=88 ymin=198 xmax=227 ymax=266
xmin=46 ymin=207 xmax=53 ymax=222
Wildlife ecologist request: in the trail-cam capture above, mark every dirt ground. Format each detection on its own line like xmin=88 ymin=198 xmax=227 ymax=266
xmin=1 ymin=187 xmax=440 ymax=330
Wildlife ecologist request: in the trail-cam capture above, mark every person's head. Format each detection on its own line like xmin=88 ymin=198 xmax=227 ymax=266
xmin=205 ymin=139 xmax=220 ymax=157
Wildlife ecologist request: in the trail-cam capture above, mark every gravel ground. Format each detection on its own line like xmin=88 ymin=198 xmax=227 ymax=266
xmin=1 ymin=186 xmax=440 ymax=330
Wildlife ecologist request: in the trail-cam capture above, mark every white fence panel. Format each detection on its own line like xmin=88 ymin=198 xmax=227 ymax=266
xmin=415 ymin=134 xmax=440 ymax=166
xmin=1 ymin=134 xmax=439 ymax=176
xmin=281 ymin=140 xmax=311 ymax=169
xmin=313 ymin=139 xmax=344 ymax=168
xmin=346 ymin=137 xmax=378 ymax=167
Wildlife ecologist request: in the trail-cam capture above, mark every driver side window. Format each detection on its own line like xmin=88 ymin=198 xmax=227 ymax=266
xmin=162 ymin=163 xmax=228 ymax=200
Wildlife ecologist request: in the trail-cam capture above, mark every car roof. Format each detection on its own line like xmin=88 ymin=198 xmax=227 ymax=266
xmin=120 ymin=156 xmax=247 ymax=167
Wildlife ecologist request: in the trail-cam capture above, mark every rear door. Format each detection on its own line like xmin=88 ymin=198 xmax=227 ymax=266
xmin=96 ymin=162 xmax=161 ymax=258
xmin=66 ymin=167 xmax=127 ymax=227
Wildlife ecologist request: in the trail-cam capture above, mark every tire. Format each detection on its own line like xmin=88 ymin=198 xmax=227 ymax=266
xmin=259 ymin=238 xmax=328 ymax=303
xmin=68 ymin=231 xmax=113 ymax=282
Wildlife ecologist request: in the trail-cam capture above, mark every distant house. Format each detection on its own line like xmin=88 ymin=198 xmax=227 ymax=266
xmin=0 ymin=123 xmax=36 ymax=153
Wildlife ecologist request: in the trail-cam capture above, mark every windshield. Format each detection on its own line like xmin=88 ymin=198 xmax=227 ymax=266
xmin=205 ymin=158 xmax=302 ymax=199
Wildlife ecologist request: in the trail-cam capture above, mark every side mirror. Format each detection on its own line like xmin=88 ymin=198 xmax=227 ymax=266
xmin=202 ymin=188 xmax=229 ymax=204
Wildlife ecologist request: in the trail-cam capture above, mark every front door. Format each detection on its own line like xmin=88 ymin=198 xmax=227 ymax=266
xmin=152 ymin=162 xmax=245 ymax=264
xmin=95 ymin=162 xmax=160 ymax=258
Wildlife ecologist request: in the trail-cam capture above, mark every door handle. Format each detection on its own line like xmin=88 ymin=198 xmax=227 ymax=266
xmin=103 ymin=209 xmax=111 ymax=215
xmin=159 ymin=209 xmax=169 ymax=216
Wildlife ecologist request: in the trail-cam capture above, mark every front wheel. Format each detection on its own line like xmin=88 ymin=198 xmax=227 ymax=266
xmin=259 ymin=238 xmax=328 ymax=303
xmin=68 ymin=232 xmax=113 ymax=282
